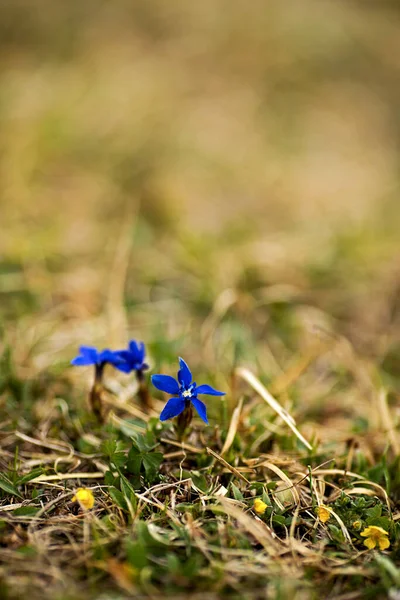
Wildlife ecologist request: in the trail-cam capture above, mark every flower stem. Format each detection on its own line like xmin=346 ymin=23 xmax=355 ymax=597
xmin=175 ymin=401 xmax=193 ymax=441
xmin=89 ymin=363 xmax=105 ymax=423
xmin=135 ymin=369 xmax=152 ymax=411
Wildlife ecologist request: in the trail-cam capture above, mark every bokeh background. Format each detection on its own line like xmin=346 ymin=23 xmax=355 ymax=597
xmin=0 ymin=0 xmax=399 ymax=388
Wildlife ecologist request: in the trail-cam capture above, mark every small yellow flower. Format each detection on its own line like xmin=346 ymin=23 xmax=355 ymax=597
xmin=72 ymin=488 xmax=95 ymax=510
xmin=352 ymin=520 xmax=362 ymax=530
xmin=253 ymin=498 xmax=268 ymax=515
xmin=316 ymin=505 xmax=331 ymax=524
xmin=360 ymin=526 xmax=390 ymax=551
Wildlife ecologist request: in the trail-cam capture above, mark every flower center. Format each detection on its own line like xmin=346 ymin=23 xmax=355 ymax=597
xmin=182 ymin=388 xmax=192 ymax=398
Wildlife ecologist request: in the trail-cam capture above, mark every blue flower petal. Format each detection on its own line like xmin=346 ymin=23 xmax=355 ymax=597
xmin=71 ymin=346 xmax=98 ymax=366
xmin=111 ymin=351 xmax=133 ymax=372
xmin=151 ymin=374 xmax=180 ymax=395
xmin=178 ymin=357 xmax=192 ymax=387
xmin=79 ymin=345 xmax=97 ymax=353
xmin=128 ymin=340 xmax=140 ymax=359
xmin=79 ymin=346 xmax=99 ymax=361
xmin=159 ymin=397 xmax=186 ymax=421
xmin=191 ymin=398 xmax=208 ymax=424
xmin=98 ymin=349 xmax=117 ymax=364
xmin=112 ymin=360 xmax=133 ymax=373
xmin=129 ymin=340 xmax=145 ymax=362
xmin=196 ymin=384 xmax=225 ymax=396
xmin=112 ymin=342 xmax=148 ymax=372
xmin=128 ymin=339 xmax=138 ymax=352
xmin=71 ymin=355 xmax=97 ymax=366
xmin=116 ymin=349 xmax=129 ymax=358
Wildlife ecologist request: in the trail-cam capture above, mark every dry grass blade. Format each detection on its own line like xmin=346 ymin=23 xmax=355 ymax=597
xmin=311 ymin=469 xmax=391 ymax=509
xmin=210 ymin=497 xmax=282 ymax=557
xmin=15 ymin=432 xmax=75 ymax=456
xmin=160 ymin=438 xmax=203 ymax=454
xmin=326 ymin=508 xmax=353 ymax=545
xmin=235 ymin=367 xmax=312 ymax=451
xmin=1 ymin=503 xmax=26 ymax=512
xmin=257 ymin=461 xmax=300 ymax=505
xmin=29 ymin=472 xmax=105 ymax=483
xmin=106 ymin=210 xmax=136 ymax=347
xmin=206 ymin=447 xmax=250 ymax=484
xmin=103 ymin=398 xmax=153 ymax=421
xmin=377 ymin=388 xmax=400 ymax=455
xmin=220 ymin=397 xmax=243 ymax=455
xmin=270 ymin=344 xmax=327 ymax=396
xmin=201 ymin=288 xmax=237 ymax=350
xmin=311 ymin=468 xmax=364 ymax=479
xmin=33 ymin=492 xmax=74 ymax=519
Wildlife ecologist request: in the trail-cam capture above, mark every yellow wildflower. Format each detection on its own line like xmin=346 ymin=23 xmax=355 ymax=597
xmin=360 ymin=526 xmax=390 ymax=551
xmin=352 ymin=520 xmax=362 ymax=530
xmin=316 ymin=505 xmax=331 ymax=524
xmin=72 ymin=488 xmax=95 ymax=510
xmin=253 ymin=498 xmax=268 ymax=515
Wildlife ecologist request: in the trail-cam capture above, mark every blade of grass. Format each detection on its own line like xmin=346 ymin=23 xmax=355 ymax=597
xmin=235 ymin=367 xmax=312 ymax=451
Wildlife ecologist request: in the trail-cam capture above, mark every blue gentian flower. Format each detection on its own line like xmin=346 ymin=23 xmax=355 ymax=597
xmin=71 ymin=346 xmax=123 ymax=368
xmin=71 ymin=345 xmax=126 ymax=423
xmin=113 ymin=340 xmax=149 ymax=374
xmin=151 ymin=357 xmax=225 ymax=424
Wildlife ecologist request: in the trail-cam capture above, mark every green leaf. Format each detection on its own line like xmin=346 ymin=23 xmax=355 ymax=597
xmin=131 ymin=432 xmax=158 ymax=453
xmin=101 ymin=440 xmax=126 ymax=467
xmin=118 ymin=419 xmax=146 ymax=438
xmin=111 ymin=452 xmax=127 ymax=468
xmin=191 ymin=472 xmax=208 ymax=493
xmin=127 ymin=447 xmax=143 ymax=475
xmin=104 ymin=470 xmax=117 ymax=486
xmin=126 ymin=540 xmax=148 ymax=569
xmin=265 ymin=481 xmax=277 ymax=490
xmin=367 ymin=516 xmax=390 ymax=530
xmin=374 ymin=554 xmax=400 ymax=586
xmin=166 ymin=553 xmax=181 ymax=574
xmin=120 ymin=476 xmax=137 ymax=510
xmin=128 ymin=444 xmax=141 ymax=457
xmin=0 ymin=473 xmax=22 ymax=498
xmin=101 ymin=439 xmax=117 ymax=459
xmin=365 ymin=504 xmax=382 ymax=520
xmin=16 ymin=468 xmax=44 ymax=485
xmin=142 ymin=453 xmax=163 ymax=479
xmin=16 ymin=545 xmax=37 ymax=557
xmin=272 ymin=514 xmax=286 ymax=525
xmin=136 ymin=521 xmax=169 ymax=549
xmin=108 ymin=487 xmax=128 ymax=511
xmin=143 ymin=430 xmax=157 ymax=449
xmin=127 ymin=454 xmax=142 ymax=475
xmin=175 ymin=502 xmax=195 ymax=512
xmin=131 ymin=434 xmax=148 ymax=453
xmin=13 ymin=506 xmax=39 ymax=516
xmin=231 ymin=483 xmax=244 ymax=501
xmin=328 ymin=524 xmax=345 ymax=543
xmin=367 ymin=464 xmax=385 ymax=484
xmin=182 ymin=554 xmax=204 ymax=578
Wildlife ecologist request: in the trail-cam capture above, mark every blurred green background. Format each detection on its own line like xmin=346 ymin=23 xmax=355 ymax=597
xmin=0 ymin=0 xmax=399 ymax=377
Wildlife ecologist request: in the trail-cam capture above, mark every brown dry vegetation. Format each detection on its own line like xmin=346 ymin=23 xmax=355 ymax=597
xmin=0 ymin=2 xmax=400 ymax=599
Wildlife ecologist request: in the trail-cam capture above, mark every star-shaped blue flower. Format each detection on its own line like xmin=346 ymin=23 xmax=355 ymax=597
xmin=151 ymin=357 xmax=225 ymax=424
xmin=113 ymin=340 xmax=149 ymax=374
xmin=71 ymin=346 xmax=123 ymax=368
